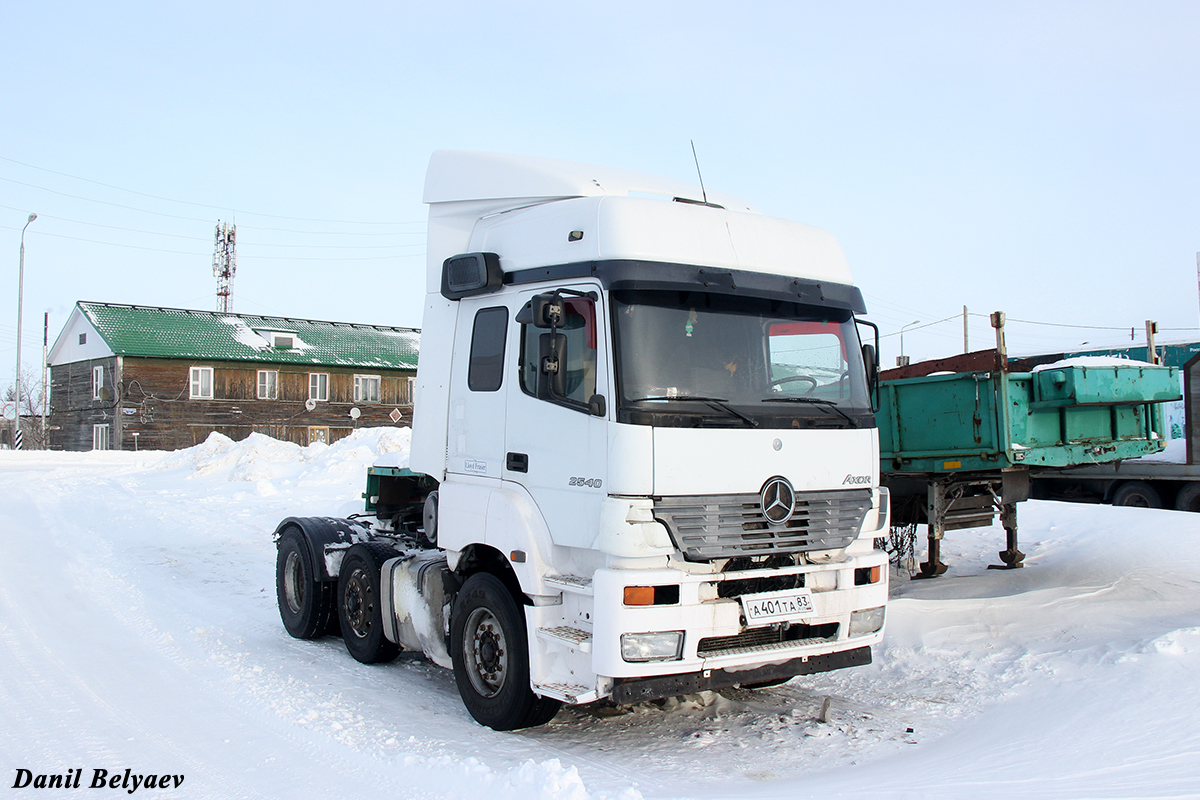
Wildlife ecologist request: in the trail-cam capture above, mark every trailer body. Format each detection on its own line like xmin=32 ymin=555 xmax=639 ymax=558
xmin=877 ymin=353 xmax=1178 ymax=575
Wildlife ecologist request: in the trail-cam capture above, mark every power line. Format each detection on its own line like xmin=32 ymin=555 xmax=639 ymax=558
xmin=0 ymin=154 xmax=420 ymax=226
xmin=0 ymin=207 xmax=425 ymax=249
xmin=0 ymin=222 xmax=425 ymax=260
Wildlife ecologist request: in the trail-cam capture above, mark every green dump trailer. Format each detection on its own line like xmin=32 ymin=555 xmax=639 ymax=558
xmin=876 ymin=349 xmax=1179 ymax=577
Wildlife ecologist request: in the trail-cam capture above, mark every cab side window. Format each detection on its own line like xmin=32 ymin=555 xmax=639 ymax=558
xmin=519 ymin=296 xmax=597 ymax=408
xmin=468 ymin=307 xmax=508 ymax=392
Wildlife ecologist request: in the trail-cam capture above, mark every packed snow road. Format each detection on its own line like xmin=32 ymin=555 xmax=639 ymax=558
xmin=2 ymin=430 xmax=1198 ymax=799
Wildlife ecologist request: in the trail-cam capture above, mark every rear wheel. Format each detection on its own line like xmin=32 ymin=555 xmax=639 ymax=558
xmin=276 ymin=527 xmax=337 ymax=639
xmin=451 ymin=572 xmax=561 ymax=730
xmin=338 ymin=543 xmax=401 ymax=664
xmin=1111 ymin=482 xmax=1162 ymax=509
xmin=1175 ymin=482 xmax=1200 ymax=512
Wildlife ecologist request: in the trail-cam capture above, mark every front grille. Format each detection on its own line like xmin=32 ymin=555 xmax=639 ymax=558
xmin=655 ymin=489 xmax=872 ymax=562
xmin=697 ymin=622 xmax=840 ymax=657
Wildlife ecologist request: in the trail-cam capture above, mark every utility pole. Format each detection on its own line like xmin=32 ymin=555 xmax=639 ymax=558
xmin=1146 ymin=320 xmax=1160 ymax=365
xmin=42 ymin=312 xmax=48 ymax=447
xmin=963 ymin=305 xmax=969 ymax=353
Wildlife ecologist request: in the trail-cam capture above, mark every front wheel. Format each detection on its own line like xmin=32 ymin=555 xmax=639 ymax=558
xmin=450 ymin=572 xmax=560 ymax=730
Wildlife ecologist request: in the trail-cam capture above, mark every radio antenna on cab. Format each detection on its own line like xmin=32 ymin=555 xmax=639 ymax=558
xmin=690 ymin=140 xmax=709 ymax=205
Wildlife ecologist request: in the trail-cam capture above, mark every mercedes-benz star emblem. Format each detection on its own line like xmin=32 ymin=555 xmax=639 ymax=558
xmin=761 ymin=476 xmax=795 ymax=525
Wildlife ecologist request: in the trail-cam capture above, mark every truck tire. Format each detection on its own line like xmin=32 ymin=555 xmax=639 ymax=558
xmin=276 ymin=527 xmax=338 ymax=639
xmin=1111 ymin=482 xmax=1162 ymax=509
xmin=451 ymin=572 xmax=561 ymax=730
xmin=338 ymin=543 xmax=401 ymax=664
xmin=1174 ymin=482 xmax=1200 ymax=512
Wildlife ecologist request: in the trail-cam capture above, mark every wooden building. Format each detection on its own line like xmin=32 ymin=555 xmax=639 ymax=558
xmin=48 ymin=301 xmax=420 ymax=451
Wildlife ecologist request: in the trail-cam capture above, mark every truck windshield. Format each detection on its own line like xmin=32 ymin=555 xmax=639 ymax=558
xmin=612 ymin=290 xmax=874 ymax=429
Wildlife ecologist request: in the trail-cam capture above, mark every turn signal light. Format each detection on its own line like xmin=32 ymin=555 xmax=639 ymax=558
xmin=854 ymin=566 xmax=882 ymax=585
xmin=624 ymin=586 xmax=655 ymax=605
xmin=623 ymin=585 xmax=680 ymax=605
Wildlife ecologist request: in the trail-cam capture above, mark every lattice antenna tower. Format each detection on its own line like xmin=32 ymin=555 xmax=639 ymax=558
xmin=213 ymin=220 xmax=237 ymax=312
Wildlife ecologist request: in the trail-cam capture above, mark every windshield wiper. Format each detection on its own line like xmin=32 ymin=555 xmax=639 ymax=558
xmin=761 ymin=396 xmax=858 ymax=427
xmin=630 ymin=395 xmax=759 ymax=428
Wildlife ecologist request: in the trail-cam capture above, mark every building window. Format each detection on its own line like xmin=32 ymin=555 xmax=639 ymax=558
xmin=92 ymin=365 xmax=105 ymax=400
xmin=406 ymin=376 xmax=415 ymax=405
xmin=93 ymin=424 xmax=111 ymax=451
xmin=190 ymin=367 xmax=213 ymax=399
xmin=309 ymin=373 xmax=329 ymax=402
xmin=79 ymin=333 xmax=87 ymax=345
xmin=257 ymin=370 xmax=279 ymax=400
xmin=354 ymin=374 xmax=381 ymax=403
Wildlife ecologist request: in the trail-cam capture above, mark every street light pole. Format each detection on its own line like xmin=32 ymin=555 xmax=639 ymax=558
xmin=14 ymin=212 xmax=36 ymax=449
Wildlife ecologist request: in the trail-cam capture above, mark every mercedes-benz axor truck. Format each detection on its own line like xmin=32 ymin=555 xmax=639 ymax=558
xmin=274 ymin=151 xmax=891 ymax=730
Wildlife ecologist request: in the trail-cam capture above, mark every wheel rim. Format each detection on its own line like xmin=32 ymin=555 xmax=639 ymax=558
xmin=344 ymin=567 xmax=373 ymax=639
xmin=463 ymin=607 xmax=508 ymax=698
xmin=283 ymin=550 xmax=305 ymax=615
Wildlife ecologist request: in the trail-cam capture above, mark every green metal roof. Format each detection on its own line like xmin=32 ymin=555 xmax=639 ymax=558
xmin=78 ymin=301 xmax=419 ymax=369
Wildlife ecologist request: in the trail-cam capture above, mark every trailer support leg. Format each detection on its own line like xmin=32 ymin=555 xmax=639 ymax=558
xmin=989 ymin=502 xmax=1025 ymax=570
xmin=915 ymin=482 xmax=949 ymax=579
xmin=917 ymin=532 xmax=948 ymax=579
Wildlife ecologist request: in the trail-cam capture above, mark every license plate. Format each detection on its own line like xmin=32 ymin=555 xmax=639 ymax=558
xmin=740 ymin=588 xmax=816 ymax=624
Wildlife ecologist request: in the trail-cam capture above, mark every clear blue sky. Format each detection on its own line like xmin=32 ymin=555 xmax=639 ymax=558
xmin=3 ymin=0 xmax=1198 ymax=382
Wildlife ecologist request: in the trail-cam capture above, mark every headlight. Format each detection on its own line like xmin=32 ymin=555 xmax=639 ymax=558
xmin=621 ymin=631 xmax=684 ymax=662
xmin=849 ymin=606 xmax=885 ymax=636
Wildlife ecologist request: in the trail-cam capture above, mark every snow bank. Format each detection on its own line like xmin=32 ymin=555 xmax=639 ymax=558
xmin=4 ymin=431 xmax=1200 ymax=799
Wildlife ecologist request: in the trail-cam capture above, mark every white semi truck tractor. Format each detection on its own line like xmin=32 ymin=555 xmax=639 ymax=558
xmin=274 ymin=151 xmax=891 ymax=730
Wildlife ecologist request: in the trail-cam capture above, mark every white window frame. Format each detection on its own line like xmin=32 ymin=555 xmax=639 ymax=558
xmin=92 ymin=424 xmax=111 ymax=451
xmin=406 ymin=376 xmax=415 ymax=405
xmin=190 ymin=366 xmax=213 ymax=400
xmin=309 ymin=372 xmax=329 ymax=402
xmin=353 ymin=374 xmax=381 ymax=404
xmin=92 ymin=365 xmax=105 ymax=400
xmin=257 ymin=370 xmax=279 ymax=400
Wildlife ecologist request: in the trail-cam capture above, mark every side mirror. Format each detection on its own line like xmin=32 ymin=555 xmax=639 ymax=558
xmin=862 ymin=342 xmax=879 ymax=412
xmin=538 ymin=332 xmax=567 ymax=399
xmin=588 ymin=394 xmax=607 ymax=417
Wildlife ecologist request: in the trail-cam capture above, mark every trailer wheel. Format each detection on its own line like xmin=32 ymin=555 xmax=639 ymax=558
xmin=1174 ymin=482 xmax=1200 ymax=512
xmin=276 ymin=527 xmax=337 ymax=639
xmin=451 ymin=572 xmax=561 ymax=730
xmin=1111 ymin=482 xmax=1162 ymax=509
xmin=338 ymin=543 xmax=401 ymax=664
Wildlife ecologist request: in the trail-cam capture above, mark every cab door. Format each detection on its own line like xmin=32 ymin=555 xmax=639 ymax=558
xmin=445 ymin=299 xmax=510 ymax=480
xmin=504 ymin=285 xmax=610 ymax=549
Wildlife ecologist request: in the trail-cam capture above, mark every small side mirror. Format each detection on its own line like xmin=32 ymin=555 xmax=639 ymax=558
xmin=588 ymin=394 xmax=607 ymax=417
xmin=529 ymin=293 xmax=565 ymax=329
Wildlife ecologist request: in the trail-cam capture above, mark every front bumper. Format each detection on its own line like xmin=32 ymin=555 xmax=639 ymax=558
xmin=611 ymin=646 xmax=872 ymax=704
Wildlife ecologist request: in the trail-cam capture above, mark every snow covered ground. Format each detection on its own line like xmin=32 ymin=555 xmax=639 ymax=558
xmin=2 ymin=429 xmax=1198 ymax=799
